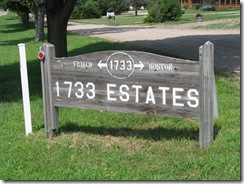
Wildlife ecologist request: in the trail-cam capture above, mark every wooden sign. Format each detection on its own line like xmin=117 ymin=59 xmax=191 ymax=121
xmin=40 ymin=41 xmax=219 ymax=148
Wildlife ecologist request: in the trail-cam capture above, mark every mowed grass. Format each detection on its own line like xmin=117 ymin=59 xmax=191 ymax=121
xmin=194 ymin=21 xmax=240 ymax=29
xmin=0 ymin=13 xmax=240 ymax=180
xmin=71 ymin=9 xmax=240 ymax=26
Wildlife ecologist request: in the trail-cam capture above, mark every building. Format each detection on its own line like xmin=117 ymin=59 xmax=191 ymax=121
xmin=180 ymin=0 xmax=240 ymax=8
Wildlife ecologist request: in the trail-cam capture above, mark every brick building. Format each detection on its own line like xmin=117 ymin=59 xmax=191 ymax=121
xmin=180 ymin=0 xmax=240 ymax=8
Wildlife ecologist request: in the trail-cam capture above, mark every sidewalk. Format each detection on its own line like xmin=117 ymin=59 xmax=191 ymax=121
xmin=67 ymin=21 xmax=240 ymax=74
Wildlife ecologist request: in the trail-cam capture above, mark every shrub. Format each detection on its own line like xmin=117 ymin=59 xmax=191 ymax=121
xmin=193 ymin=3 xmax=201 ymax=10
xmin=144 ymin=0 xmax=164 ymax=23
xmin=163 ymin=0 xmax=183 ymax=20
xmin=182 ymin=3 xmax=189 ymax=9
xmin=211 ymin=5 xmax=217 ymax=11
xmin=71 ymin=6 xmax=82 ymax=19
xmin=144 ymin=0 xmax=183 ymax=23
xmin=71 ymin=0 xmax=101 ymax=19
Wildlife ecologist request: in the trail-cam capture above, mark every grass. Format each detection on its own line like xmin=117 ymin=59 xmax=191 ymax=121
xmin=71 ymin=9 xmax=240 ymax=26
xmin=163 ymin=9 xmax=240 ymax=25
xmin=194 ymin=22 xmax=240 ymax=29
xmin=0 ymin=13 xmax=240 ymax=180
xmin=71 ymin=14 xmax=147 ymax=26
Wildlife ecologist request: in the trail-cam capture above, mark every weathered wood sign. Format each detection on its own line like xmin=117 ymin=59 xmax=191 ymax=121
xmin=40 ymin=41 xmax=219 ymax=148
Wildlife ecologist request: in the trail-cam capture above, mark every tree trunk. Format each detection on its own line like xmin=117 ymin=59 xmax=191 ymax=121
xmin=35 ymin=4 xmax=46 ymax=42
xmin=46 ymin=0 xmax=77 ymax=57
xmin=135 ymin=7 xmax=138 ymax=16
xmin=47 ymin=21 xmax=68 ymax=57
xmin=20 ymin=11 xmax=30 ymax=28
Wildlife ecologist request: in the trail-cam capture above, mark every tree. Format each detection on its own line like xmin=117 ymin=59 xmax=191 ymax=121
xmin=0 ymin=0 xmax=45 ymax=41
xmin=0 ymin=0 xmax=34 ymax=28
xmin=33 ymin=0 xmax=46 ymax=42
xmin=71 ymin=0 xmax=101 ymax=19
xmin=127 ymin=0 xmax=149 ymax=16
xmin=95 ymin=0 xmax=128 ymax=15
xmin=46 ymin=0 xmax=77 ymax=57
xmin=144 ymin=0 xmax=183 ymax=23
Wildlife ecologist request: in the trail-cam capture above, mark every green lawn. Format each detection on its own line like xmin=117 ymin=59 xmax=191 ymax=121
xmin=71 ymin=14 xmax=147 ymax=26
xmin=0 ymin=13 xmax=240 ymax=180
xmin=194 ymin=22 xmax=240 ymax=29
xmin=71 ymin=9 xmax=240 ymax=26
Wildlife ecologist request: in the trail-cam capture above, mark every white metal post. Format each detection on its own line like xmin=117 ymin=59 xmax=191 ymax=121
xmin=18 ymin=43 xmax=32 ymax=135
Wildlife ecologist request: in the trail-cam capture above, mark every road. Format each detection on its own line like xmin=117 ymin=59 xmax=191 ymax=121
xmin=67 ymin=18 xmax=240 ymax=73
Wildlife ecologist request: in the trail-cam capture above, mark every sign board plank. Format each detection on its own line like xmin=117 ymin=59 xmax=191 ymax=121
xmin=51 ymin=51 xmax=200 ymax=119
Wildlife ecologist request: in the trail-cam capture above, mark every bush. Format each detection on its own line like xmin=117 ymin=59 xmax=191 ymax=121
xmin=182 ymin=3 xmax=189 ymax=9
xmin=211 ymin=5 xmax=217 ymax=11
xmin=71 ymin=6 xmax=82 ymax=19
xmin=193 ymin=3 xmax=201 ymax=10
xmin=95 ymin=0 xmax=129 ymax=16
xmin=144 ymin=0 xmax=164 ymax=23
xmin=144 ymin=0 xmax=183 ymax=23
xmin=71 ymin=0 xmax=101 ymax=19
xmin=163 ymin=0 xmax=183 ymax=20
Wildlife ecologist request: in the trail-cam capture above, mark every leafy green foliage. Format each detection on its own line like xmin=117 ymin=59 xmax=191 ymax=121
xmin=96 ymin=0 xmax=129 ymax=15
xmin=193 ymin=3 xmax=201 ymax=10
xmin=0 ymin=0 xmax=35 ymax=27
xmin=163 ymin=0 xmax=183 ymax=20
xmin=144 ymin=0 xmax=183 ymax=23
xmin=182 ymin=3 xmax=189 ymax=9
xmin=73 ymin=0 xmax=130 ymax=16
xmin=71 ymin=0 xmax=102 ymax=19
xmin=144 ymin=0 xmax=164 ymax=23
xmin=127 ymin=0 xmax=149 ymax=10
xmin=0 ymin=0 xmax=34 ymax=14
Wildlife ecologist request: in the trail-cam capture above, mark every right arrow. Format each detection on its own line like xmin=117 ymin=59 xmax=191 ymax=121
xmin=134 ymin=61 xmax=144 ymax=70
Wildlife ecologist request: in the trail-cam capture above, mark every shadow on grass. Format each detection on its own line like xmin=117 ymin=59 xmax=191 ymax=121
xmin=0 ymin=60 xmax=42 ymax=102
xmin=0 ymin=37 xmax=36 ymax=46
xmin=54 ymin=122 xmax=220 ymax=141
xmin=0 ymin=20 xmax=35 ymax=34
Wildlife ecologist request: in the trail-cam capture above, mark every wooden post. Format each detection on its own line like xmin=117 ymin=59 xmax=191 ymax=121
xmin=40 ymin=44 xmax=59 ymax=138
xmin=199 ymin=41 xmax=218 ymax=148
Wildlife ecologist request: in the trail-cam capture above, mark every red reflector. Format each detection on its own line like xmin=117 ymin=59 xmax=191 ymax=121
xmin=38 ymin=51 xmax=45 ymax=60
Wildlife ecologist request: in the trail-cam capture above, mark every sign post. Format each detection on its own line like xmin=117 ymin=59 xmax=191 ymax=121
xmin=40 ymin=41 xmax=219 ymax=147
xmin=40 ymin=45 xmax=59 ymax=138
xmin=18 ymin=43 xmax=32 ymax=135
xmin=199 ymin=41 xmax=219 ymax=148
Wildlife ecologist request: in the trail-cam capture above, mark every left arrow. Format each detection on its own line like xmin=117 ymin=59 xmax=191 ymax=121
xmin=98 ymin=60 xmax=107 ymax=69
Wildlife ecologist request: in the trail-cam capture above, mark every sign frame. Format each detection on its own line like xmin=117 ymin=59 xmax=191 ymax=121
xmin=40 ymin=41 xmax=219 ymax=148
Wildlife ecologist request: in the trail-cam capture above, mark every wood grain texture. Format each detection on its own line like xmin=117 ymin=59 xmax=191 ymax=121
xmin=199 ymin=41 xmax=215 ymax=148
xmin=40 ymin=43 xmax=218 ymax=148
xmin=40 ymin=44 xmax=59 ymax=138
xmin=51 ymin=50 xmax=200 ymax=119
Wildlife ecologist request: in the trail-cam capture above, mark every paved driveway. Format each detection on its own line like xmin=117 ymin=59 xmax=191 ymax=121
xmin=68 ymin=19 xmax=240 ymax=73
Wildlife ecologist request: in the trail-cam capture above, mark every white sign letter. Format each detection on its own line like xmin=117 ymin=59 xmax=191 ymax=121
xmin=173 ymin=88 xmax=184 ymax=107
xmin=107 ymin=84 xmax=117 ymax=101
xmin=159 ymin=87 xmax=169 ymax=105
xmin=120 ymin=85 xmax=129 ymax=102
xmin=187 ymin=89 xmax=199 ymax=108
xmin=146 ymin=86 xmax=155 ymax=104
xmin=132 ymin=85 xmax=142 ymax=103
